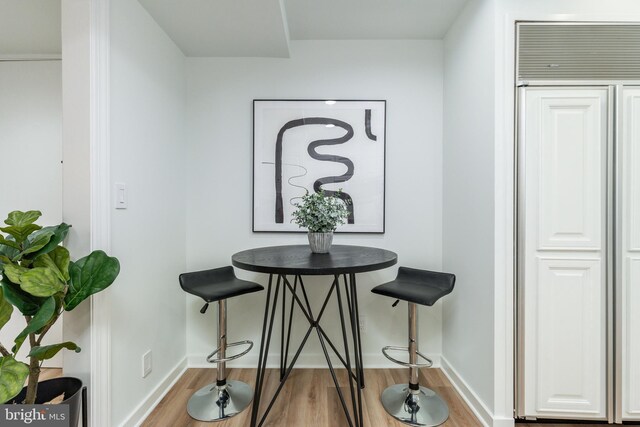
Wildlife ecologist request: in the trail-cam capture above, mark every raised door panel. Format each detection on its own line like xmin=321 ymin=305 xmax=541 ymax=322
xmin=621 ymin=88 xmax=640 ymax=420
xmin=537 ymin=97 xmax=603 ymax=249
xmin=623 ymin=258 xmax=640 ymax=418
xmin=522 ymin=88 xmax=608 ymax=420
xmin=534 ymin=259 xmax=604 ymax=415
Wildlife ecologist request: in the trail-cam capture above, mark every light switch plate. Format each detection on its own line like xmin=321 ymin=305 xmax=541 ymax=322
xmin=115 ymin=182 xmax=127 ymax=209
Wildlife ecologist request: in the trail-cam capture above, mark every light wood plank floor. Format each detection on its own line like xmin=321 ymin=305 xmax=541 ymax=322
xmin=142 ymin=368 xmax=481 ymax=427
xmin=143 ymin=368 xmax=619 ymax=427
xmin=28 ymin=368 xmax=618 ymax=427
xmin=35 ymin=367 xmax=613 ymax=427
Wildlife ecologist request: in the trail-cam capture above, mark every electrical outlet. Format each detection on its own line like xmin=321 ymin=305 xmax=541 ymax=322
xmin=359 ymin=315 xmax=367 ymax=334
xmin=142 ymin=350 xmax=152 ymax=378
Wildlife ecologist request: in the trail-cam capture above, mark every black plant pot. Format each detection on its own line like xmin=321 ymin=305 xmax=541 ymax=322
xmin=9 ymin=377 xmax=85 ymax=427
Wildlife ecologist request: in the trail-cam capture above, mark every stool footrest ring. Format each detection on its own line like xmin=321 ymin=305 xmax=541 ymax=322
xmin=381 ymin=345 xmax=433 ymax=368
xmin=206 ymin=340 xmax=253 ymax=364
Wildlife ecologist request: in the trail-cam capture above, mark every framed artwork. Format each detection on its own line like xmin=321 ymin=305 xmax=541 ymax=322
xmin=253 ymin=99 xmax=386 ymax=233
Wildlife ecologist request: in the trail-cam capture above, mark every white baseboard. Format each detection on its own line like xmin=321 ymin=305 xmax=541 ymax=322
xmin=187 ymin=352 xmax=441 ymax=370
xmin=492 ymin=418 xmax=516 ymax=427
xmin=119 ymin=357 xmax=188 ymax=427
xmin=440 ymin=356 xmax=499 ymax=427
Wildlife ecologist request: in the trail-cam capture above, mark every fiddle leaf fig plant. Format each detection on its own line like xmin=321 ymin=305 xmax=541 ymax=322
xmin=0 ymin=210 xmax=120 ymax=404
xmin=292 ymin=190 xmax=349 ymax=233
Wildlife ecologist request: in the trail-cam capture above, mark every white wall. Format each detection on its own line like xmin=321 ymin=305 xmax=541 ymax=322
xmin=185 ymin=40 xmax=444 ymax=367
xmin=0 ymin=61 xmax=62 ymax=222
xmin=497 ymin=0 xmax=640 ymax=16
xmin=0 ymin=60 xmax=64 ymax=367
xmin=442 ymin=0 xmax=497 ymax=419
xmin=109 ymin=0 xmax=186 ymax=425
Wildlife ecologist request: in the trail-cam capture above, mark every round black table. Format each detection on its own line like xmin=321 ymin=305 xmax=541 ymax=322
xmin=232 ymin=245 xmax=398 ymax=427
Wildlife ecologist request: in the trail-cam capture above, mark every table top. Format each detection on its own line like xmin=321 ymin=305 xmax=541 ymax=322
xmin=231 ymin=245 xmax=398 ymax=275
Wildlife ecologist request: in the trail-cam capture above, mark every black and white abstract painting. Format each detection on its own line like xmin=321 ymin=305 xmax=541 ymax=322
xmin=253 ymin=99 xmax=386 ymax=233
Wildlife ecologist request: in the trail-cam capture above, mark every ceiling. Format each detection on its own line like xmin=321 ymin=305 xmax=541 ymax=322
xmin=139 ymin=0 xmax=469 ymax=57
xmin=0 ymin=0 xmax=61 ymax=57
xmin=137 ymin=0 xmax=290 ymax=57
xmin=0 ymin=0 xmax=470 ymax=58
xmin=284 ymin=0 xmax=469 ymax=40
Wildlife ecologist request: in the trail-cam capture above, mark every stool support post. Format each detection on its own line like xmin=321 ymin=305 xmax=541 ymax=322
xmin=217 ymin=299 xmax=227 ymax=384
xmin=408 ymin=302 xmax=419 ymax=389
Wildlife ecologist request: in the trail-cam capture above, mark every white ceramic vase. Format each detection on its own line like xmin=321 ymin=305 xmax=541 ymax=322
xmin=308 ymin=232 xmax=333 ymax=253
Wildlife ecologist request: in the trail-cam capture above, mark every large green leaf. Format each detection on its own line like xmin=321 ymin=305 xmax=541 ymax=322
xmin=48 ymin=247 xmax=70 ymax=281
xmin=4 ymin=211 xmax=41 ymax=227
xmin=15 ymin=229 xmax=55 ymax=259
xmin=28 ymin=342 xmax=80 ymax=361
xmin=0 ymin=288 xmax=13 ymax=329
xmin=0 ymin=242 xmax=19 ymax=265
xmin=28 ymin=223 xmax=70 ymax=259
xmin=1 ymin=279 xmax=43 ymax=316
xmin=65 ymin=250 xmax=120 ymax=311
xmin=13 ymin=297 xmax=55 ymax=353
xmin=0 ymin=256 xmax=10 ymax=269
xmin=0 ymin=356 xmax=29 ymax=403
xmin=0 ymin=235 xmax=20 ymax=250
xmin=2 ymin=264 xmax=28 ymax=285
xmin=19 ymin=267 xmax=65 ymax=298
xmin=33 ymin=247 xmax=70 ymax=282
xmin=0 ymin=224 xmax=41 ymax=244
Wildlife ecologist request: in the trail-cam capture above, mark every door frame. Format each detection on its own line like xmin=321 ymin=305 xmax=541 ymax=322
xmin=88 ymin=0 xmax=111 ymax=425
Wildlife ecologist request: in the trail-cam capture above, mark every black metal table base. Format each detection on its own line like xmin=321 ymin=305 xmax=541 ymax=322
xmin=250 ymin=273 xmax=365 ymax=427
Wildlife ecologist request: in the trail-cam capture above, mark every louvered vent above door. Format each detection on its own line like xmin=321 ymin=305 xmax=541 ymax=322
xmin=517 ymin=24 xmax=640 ymax=80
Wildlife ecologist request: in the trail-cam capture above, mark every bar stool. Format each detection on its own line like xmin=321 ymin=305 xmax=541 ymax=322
xmin=371 ymin=267 xmax=456 ymax=427
xmin=179 ymin=266 xmax=264 ymax=422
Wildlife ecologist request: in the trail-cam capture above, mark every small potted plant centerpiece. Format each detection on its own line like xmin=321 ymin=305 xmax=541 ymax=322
xmin=292 ymin=190 xmax=349 ymax=253
xmin=0 ymin=210 xmax=120 ymax=427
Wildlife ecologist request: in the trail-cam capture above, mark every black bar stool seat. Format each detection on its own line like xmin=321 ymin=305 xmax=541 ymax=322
xmin=371 ymin=266 xmax=455 ymax=427
xmin=179 ymin=266 xmax=263 ymax=422
xmin=180 ymin=266 xmax=264 ymax=303
xmin=371 ymin=267 xmax=454 ymax=306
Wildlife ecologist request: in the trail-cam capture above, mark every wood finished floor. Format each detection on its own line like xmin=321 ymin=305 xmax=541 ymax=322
xmin=142 ymin=368 xmax=480 ymax=427
xmin=28 ymin=368 xmax=620 ymax=427
xmin=143 ymin=368 xmax=622 ymax=427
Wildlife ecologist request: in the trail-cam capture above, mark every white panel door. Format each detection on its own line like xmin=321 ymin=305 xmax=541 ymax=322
xmin=621 ymin=87 xmax=640 ymax=421
xmin=522 ymin=88 xmax=608 ymax=420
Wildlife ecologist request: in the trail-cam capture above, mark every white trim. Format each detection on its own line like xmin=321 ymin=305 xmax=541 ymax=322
xmin=277 ymin=0 xmax=291 ymax=57
xmin=493 ymin=10 xmax=517 ymax=424
xmin=89 ymin=0 xmax=111 ymax=426
xmin=441 ymin=357 xmax=498 ymax=427
xmin=119 ymin=358 xmax=188 ymax=427
xmin=0 ymin=53 xmax=62 ymax=61
xmin=187 ymin=352 xmax=442 ymax=370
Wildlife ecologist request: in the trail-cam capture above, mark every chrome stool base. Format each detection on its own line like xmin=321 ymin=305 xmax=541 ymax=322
xmin=187 ymin=380 xmax=253 ymax=422
xmin=380 ymin=384 xmax=449 ymax=427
